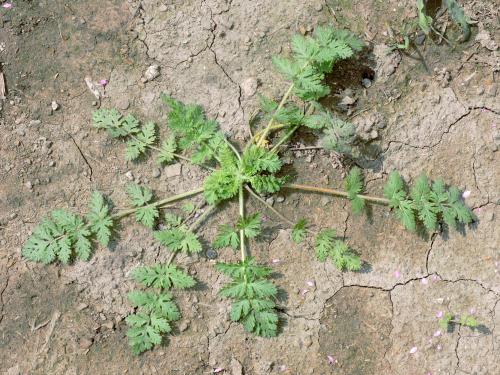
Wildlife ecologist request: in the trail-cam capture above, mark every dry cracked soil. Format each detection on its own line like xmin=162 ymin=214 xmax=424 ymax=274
xmin=0 ymin=1 xmax=499 ymax=374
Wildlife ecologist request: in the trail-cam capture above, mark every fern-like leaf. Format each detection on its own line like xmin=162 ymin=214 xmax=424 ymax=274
xmin=132 ymin=264 xmax=196 ymax=290
xmin=86 ymin=192 xmax=113 ymax=246
xmin=291 ymin=218 xmax=308 ymax=244
xmin=315 ymin=229 xmax=361 ymax=271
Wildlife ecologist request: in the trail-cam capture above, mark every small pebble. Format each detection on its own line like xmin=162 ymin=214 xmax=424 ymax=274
xmin=362 ymin=78 xmax=372 ymax=88
xmin=276 ymin=196 xmax=285 ymax=203
xmin=178 ymin=320 xmax=190 ymax=332
xmin=125 ymin=171 xmax=134 ymax=181
xmin=51 ymin=101 xmax=60 ymax=111
xmin=25 ymin=181 xmax=33 ymax=190
xmin=152 ymin=168 xmax=161 ymax=178
xmin=206 ymin=249 xmax=218 ymax=259
xmin=79 ymin=337 xmax=93 ymax=350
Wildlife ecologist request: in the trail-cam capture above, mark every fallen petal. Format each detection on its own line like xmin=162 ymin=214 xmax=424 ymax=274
xmin=300 ymin=289 xmax=309 ymax=296
xmin=327 ymin=355 xmax=336 ymax=365
xmin=433 ymin=330 xmax=442 ymax=337
xmin=213 ymin=368 xmax=224 ymax=373
xmin=99 ymin=79 xmax=109 ymax=86
xmin=409 ymin=346 xmax=418 ymax=354
xmin=2 ymin=3 xmax=13 ymax=9
xmin=436 ymin=344 xmax=442 ymax=351
xmin=436 ymin=311 xmax=444 ymax=318
xmin=394 ymin=270 xmax=401 ymax=279
xmin=421 ymin=277 xmax=429 ymax=285
xmin=306 ymin=280 xmax=315 ymax=287
xmin=272 ymin=259 xmax=280 ymax=264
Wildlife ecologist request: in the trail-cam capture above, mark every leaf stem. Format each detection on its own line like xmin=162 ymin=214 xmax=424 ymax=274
xmin=238 ymin=185 xmax=246 ymax=262
xmin=283 ymin=183 xmax=391 ymax=205
xmin=111 ymin=187 xmax=205 ymax=220
xmin=270 ymin=103 xmax=315 ymax=153
xmin=245 ymin=185 xmax=294 ymax=226
xmin=257 ymin=83 xmax=295 ymax=147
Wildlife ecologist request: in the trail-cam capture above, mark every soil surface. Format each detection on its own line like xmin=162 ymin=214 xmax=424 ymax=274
xmin=1 ymin=1 xmax=499 ymax=374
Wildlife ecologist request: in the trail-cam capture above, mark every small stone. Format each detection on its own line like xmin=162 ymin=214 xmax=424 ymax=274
xmin=79 ymin=337 xmax=93 ymax=349
xmin=9 ymin=212 xmax=17 ymax=220
xmin=92 ymin=101 xmax=98 ymax=106
xmin=152 ymin=168 xmax=161 ymax=178
xmin=116 ymin=98 xmax=130 ymax=110
xmin=49 ymin=161 xmax=55 ymax=167
xmin=361 ymin=78 xmax=372 ymax=88
xmin=76 ymin=303 xmax=88 ymax=311
xmin=339 ymin=96 xmax=356 ymax=106
xmin=276 ymin=196 xmax=285 ymax=203
xmin=241 ymin=77 xmax=258 ymax=97
xmin=164 ymin=163 xmax=182 ymax=178
xmin=159 ymin=4 xmax=168 ymax=11
xmin=302 ymin=336 xmax=313 ymax=348
xmin=99 ymin=313 xmax=106 ymax=321
xmin=178 ymin=320 xmax=190 ymax=332
xmin=415 ymin=32 xmax=426 ymax=45
xmin=231 ymin=358 xmax=243 ymax=375
xmin=101 ymin=321 xmax=114 ymax=330
xmin=125 ymin=171 xmax=134 ymax=181
xmin=314 ymin=3 xmax=323 ymax=11
xmin=265 ymin=197 xmax=275 ymax=206
xmin=487 ymin=84 xmax=497 ymax=97
xmin=25 ymin=181 xmax=33 ymax=190
xmin=29 ymin=119 xmax=41 ymax=126
xmin=144 ymin=65 xmax=160 ymax=82
xmin=206 ymin=249 xmax=218 ymax=259
xmin=51 ymin=101 xmax=60 ymax=111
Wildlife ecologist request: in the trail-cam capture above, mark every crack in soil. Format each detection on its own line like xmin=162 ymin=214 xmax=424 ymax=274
xmin=0 ymin=258 xmax=16 ymax=326
xmin=64 ymin=131 xmax=93 ymax=181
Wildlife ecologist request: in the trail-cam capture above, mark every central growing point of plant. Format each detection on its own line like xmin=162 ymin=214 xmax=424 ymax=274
xmin=22 ymin=25 xmax=475 ymax=354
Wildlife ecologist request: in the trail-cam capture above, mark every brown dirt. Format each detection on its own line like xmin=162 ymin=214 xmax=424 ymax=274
xmin=1 ymin=1 xmax=498 ymax=374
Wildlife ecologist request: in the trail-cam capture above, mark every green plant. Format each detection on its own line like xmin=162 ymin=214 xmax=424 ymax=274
xmin=438 ymin=312 xmax=478 ymax=331
xmin=415 ymin=0 xmax=471 ymax=43
xmin=22 ymin=25 xmax=475 ymax=355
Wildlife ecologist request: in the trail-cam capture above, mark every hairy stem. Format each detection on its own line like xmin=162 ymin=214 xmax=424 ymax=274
xmin=239 ymin=185 xmax=247 ymax=262
xmin=112 ymin=187 xmax=205 ymax=220
xmin=257 ymin=83 xmax=295 ymax=147
xmin=271 ymin=103 xmax=315 ymax=153
xmin=245 ymin=185 xmax=294 ymax=226
xmin=283 ymin=183 xmax=391 ymax=205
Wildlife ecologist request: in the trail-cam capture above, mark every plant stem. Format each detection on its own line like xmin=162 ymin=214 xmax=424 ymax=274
xmin=270 ymin=103 xmax=315 ymax=153
xmin=257 ymin=83 xmax=295 ymax=147
xmin=224 ymin=138 xmax=242 ymax=161
xmin=245 ymin=185 xmax=294 ymax=226
xmin=166 ymin=205 xmax=218 ymax=266
xmin=238 ymin=185 xmax=246 ymax=262
xmin=111 ymin=187 xmax=205 ymax=220
xmin=283 ymin=183 xmax=391 ymax=205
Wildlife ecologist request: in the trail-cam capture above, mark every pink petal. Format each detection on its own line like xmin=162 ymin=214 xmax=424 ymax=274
xmin=469 ymin=307 xmax=476 ymax=314
xmin=262 ymin=215 xmax=269 ymax=222
xmin=431 ymin=274 xmax=441 ymax=281
xmin=271 ymin=258 xmax=280 ymax=264
xmin=436 ymin=311 xmax=444 ymax=318
xmin=99 ymin=79 xmax=109 ymax=86
xmin=279 ymin=365 xmax=288 ymax=372
xmin=394 ymin=271 xmax=401 ymax=279
xmin=421 ymin=277 xmax=428 ymax=285
xmin=306 ymin=280 xmax=315 ymax=287
xmin=409 ymin=346 xmax=418 ymax=354
xmin=213 ymin=368 xmax=224 ymax=373
xmin=2 ymin=3 xmax=12 ymax=9
xmin=436 ymin=344 xmax=442 ymax=351
xmin=433 ymin=330 xmax=442 ymax=337
xmin=300 ymin=289 xmax=309 ymax=296
xmin=327 ymin=355 xmax=336 ymax=365
xmin=462 ymin=190 xmax=471 ymax=199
